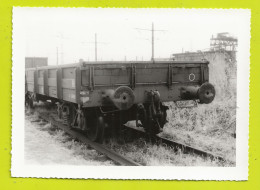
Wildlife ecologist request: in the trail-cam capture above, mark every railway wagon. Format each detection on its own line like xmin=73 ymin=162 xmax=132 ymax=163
xmin=25 ymin=60 xmax=215 ymax=142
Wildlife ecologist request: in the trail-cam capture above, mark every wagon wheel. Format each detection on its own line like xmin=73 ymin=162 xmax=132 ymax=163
xmin=136 ymin=104 xmax=147 ymax=128
xmin=114 ymin=111 xmax=131 ymax=143
xmin=145 ymin=104 xmax=161 ymax=136
xmin=87 ymin=115 xmax=106 ymax=143
xmin=57 ymin=103 xmax=63 ymax=119
xmin=158 ymin=104 xmax=168 ymax=127
xmin=61 ymin=104 xmax=75 ymax=128
xmin=77 ymin=111 xmax=87 ymax=132
xmin=26 ymin=94 xmax=34 ymax=109
xmin=29 ymin=99 xmax=34 ymax=109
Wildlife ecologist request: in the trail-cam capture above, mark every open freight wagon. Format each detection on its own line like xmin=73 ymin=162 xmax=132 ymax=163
xmin=25 ymin=61 xmax=215 ymax=141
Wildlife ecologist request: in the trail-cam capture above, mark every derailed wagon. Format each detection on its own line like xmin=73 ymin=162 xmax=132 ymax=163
xmin=25 ymin=60 xmax=215 ymax=142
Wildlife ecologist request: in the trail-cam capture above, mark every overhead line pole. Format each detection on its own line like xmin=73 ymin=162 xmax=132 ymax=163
xmin=56 ymin=33 xmax=107 ymax=63
xmin=152 ymin=23 xmax=154 ymax=61
xmin=135 ymin=22 xmax=166 ymax=62
xmin=82 ymin=33 xmax=108 ymax=62
xmin=56 ymin=47 xmax=59 ymax=65
xmin=95 ymin=33 xmax=97 ymax=62
xmin=55 ymin=33 xmax=67 ymax=65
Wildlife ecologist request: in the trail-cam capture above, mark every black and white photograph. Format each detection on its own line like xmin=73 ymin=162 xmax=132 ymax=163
xmin=12 ymin=8 xmax=250 ymax=180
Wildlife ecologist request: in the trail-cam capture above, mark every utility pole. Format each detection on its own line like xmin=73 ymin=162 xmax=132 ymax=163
xmin=55 ymin=33 xmax=68 ymax=65
xmin=135 ymin=22 xmax=166 ymax=62
xmin=95 ymin=33 xmax=97 ymax=62
xmin=60 ymin=44 xmax=64 ymax=65
xmin=81 ymin=33 xmax=108 ymax=62
xmin=56 ymin=47 xmax=59 ymax=65
xmin=152 ymin=23 xmax=154 ymax=61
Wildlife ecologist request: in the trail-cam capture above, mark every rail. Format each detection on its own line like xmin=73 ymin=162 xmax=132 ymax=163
xmin=37 ymin=111 xmax=141 ymax=166
xmin=124 ymin=124 xmax=232 ymax=163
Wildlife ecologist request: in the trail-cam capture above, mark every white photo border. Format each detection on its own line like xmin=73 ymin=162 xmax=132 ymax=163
xmin=11 ymin=7 xmax=250 ymax=180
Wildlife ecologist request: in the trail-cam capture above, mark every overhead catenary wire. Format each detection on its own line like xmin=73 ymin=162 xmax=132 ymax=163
xmin=55 ymin=33 xmax=109 ymax=62
xmin=135 ymin=22 xmax=166 ymax=62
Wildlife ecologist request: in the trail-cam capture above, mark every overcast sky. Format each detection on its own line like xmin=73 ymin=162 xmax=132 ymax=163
xmin=21 ymin=8 xmax=244 ymax=65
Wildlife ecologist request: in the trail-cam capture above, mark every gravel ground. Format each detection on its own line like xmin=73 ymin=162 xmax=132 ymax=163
xmin=24 ymin=104 xmax=235 ymax=167
xmin=24 ymin=111 xmax=114 ymax=166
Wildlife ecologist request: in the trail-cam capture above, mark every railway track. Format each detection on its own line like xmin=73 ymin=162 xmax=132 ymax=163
xmin=124 ymin=124 xmax=231 ymax=163
xmin=29 ymin=106 xmax=232 ymax=165
xmin=34 ymin=110 xmax=141 ymax=166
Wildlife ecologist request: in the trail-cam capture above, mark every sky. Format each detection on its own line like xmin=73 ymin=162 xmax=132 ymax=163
xmin=21 ymin=8 xmax=243 ymax=65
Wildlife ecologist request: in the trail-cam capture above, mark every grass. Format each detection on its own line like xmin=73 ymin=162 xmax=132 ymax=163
xmin=26 ymin=108 xmax=232 ymax=166
xmin=105 ymin=138 xmax=233 ymax=166
xmin=160 ymin=99 xmax=236 ymax=164
xmin=154 ymin=51 xmax=237 ymax=165
xmin=25 ymin=110 xmax=114 ymax=165
xmin=25 ymin=99 xmax=236 ymax=166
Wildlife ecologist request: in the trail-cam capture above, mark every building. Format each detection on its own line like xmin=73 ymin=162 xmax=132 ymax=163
xmin=25 ymin=57 xmax=48 ymax=68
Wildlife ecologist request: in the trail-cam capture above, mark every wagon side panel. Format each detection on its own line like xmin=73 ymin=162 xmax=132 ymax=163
xmin=25 ymin=70 xmax=35 ymax=92
xmin=47 ymin=69 xmax=58 ymax=98
xmin=37 ymin=69 xmax=45 ymax=95
xmin=94 ymin=66 xmax=131 ymax=87
xmin=61 ymin=67 xmax=77 ymax=103
xmin=79 ymin=62 xmax=209 ymax=107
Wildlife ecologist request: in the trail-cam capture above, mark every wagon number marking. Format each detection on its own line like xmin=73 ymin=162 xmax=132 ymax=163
xmin=189 ymin=73 xmax=195 ymax=81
